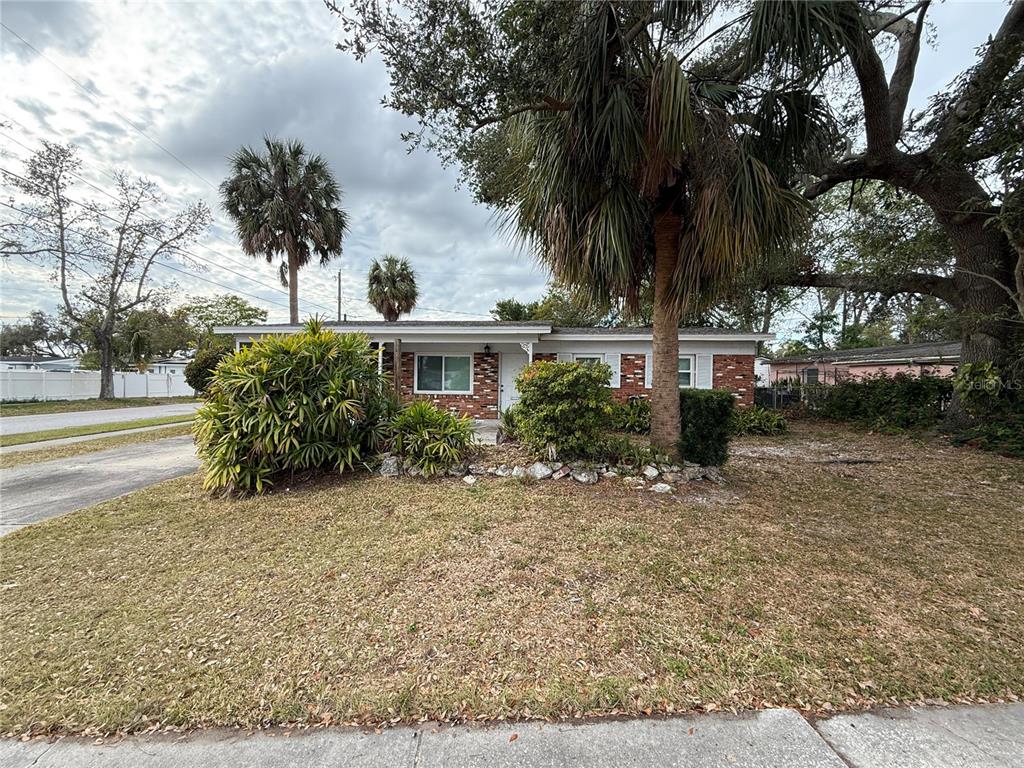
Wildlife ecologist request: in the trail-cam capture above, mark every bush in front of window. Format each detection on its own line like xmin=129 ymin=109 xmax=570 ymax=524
xmin=611 ymin=398 xmax=651 ymax=434
xmin=194 ymin=319 xmax=389 ymax=494
xmin=389 ymin=400 xmax=476 ymax=476
xmin=678 ymin=389 xmax=735 ymax=466
xmin=514 ymin=360 xmax=614 ymax=459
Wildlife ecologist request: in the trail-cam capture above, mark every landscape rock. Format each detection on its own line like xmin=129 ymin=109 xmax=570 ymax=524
xmin=406 ymin=466 xmax=422 ymax=477
xmin=378 ymin=456 xmax=401 ymax=477
xmin=468 ymin=463 xmax=488 ymax=475
xmin=649 ymin=482 xmax=674 ymax=494
xmin=703 ymin=467 xmax=726 ymax=485
xmin=551 ymin=465 xmax=571 ymax=480
xmin=661 ymin=472 xmax=684 ymax=484
xmin=527 ymin=462 xmax=554 ymax=480
xmin=511 ymin=466 xmax=527 ymax=480
xmin=494 ymin=465 xmax=511 ymax=477
xmin=601 ymin=469 xmax=618 ymax=479
xmin=571 ymin=469 xmax=598 ymax=485
xmin=642 ymin=465 xmax=660 ymax=480
xmin=623 ymin=476 xmax=646 ymax=490
xmin=462 ymin=475 xmax=477 ymax=485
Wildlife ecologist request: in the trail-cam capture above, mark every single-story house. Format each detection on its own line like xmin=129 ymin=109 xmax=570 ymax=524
xmin=149 ymin=357 xmax=190 ymax=375
xmin=214 ymin=321 xmax=768 ymax=419
xmin=0 ymin=356 xmax=81 ymax=371
xmin=768 ymin=340 xmax=961 ymax=385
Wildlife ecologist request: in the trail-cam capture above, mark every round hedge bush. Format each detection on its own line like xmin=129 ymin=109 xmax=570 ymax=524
xmin=184 ymin=346 xmax=227 ymax=394
xmin=514 ymin=360 xmax=614 ymax=459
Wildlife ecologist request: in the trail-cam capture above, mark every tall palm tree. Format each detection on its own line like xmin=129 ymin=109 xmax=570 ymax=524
xmin=220 ymin=138 xmax=348 ymax=324
xmin=506 ymin=3 xmax=810 ymax=451
xmin=367 ymin=255 xmax=418 ymax=321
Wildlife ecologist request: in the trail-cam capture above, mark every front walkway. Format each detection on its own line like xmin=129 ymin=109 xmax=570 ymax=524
xmin=3 ymin=703 xmax=1021 ymax=768
xmin=474 ymin=418 xmax=500 ymax=445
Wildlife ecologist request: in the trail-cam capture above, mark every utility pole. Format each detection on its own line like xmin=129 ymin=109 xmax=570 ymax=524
xmin=337 ymin=270 xmax=342 ymax=322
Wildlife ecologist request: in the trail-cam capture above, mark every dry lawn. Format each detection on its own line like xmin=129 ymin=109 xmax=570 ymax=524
xmin=1 ymin=421 xmax=1022 ymax=736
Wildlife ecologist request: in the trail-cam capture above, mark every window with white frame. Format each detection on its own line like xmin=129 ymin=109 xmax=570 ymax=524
xmin=415 ymin=354 xmax=472 ymax=393
xmin=573 ymin=353 xmax=605 ymax=365
xmin=678 ymin=355 xmax=694 ymax=388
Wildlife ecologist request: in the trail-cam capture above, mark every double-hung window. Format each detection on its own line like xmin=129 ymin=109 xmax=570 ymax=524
xmin=415 ymin=354 xmax=472 ymax=394
xmin=677 ymin=356 xmax=694 ymax=388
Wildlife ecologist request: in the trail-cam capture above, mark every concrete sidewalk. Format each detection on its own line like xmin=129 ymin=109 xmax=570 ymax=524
xmin=2 ymin=703 xmax=1021 ymax=768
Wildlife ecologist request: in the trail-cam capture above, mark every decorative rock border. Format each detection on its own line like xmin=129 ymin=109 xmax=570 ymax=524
xmin=379 ymin=454 xmax=725 ymax=493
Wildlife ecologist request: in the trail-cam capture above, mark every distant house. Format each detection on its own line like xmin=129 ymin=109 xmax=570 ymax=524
xmin=36 ymin=357 xmax=83 ymax=372
xmin=215 ymin=320 xmax=770 ymax=418
xmin=0 ymin=356 xmax=47 ymax=371
xmin=149 ymin=357 xmax=190 ymax=375
xmin=768 ymin=341 xmax=961 ymax=385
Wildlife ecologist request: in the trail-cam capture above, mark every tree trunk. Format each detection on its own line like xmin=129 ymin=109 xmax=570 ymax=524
xmin=650 ymin=209 xmax=682 ymax=452
xmin=98 ymin=333 xmax=115 ymax=400
xmin=288 ymin=252 xmax=300 ymax=325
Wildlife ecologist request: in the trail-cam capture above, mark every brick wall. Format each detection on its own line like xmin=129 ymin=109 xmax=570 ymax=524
xmin=615 ymin=353 xmax=647 ymax=401
xmin=712 ymin=354 xmax=754 ymax=407
xmin=397 ymin=351 xmax=499 ymax=419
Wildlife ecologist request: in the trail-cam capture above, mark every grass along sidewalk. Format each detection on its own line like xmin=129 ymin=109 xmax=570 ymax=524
xmin=1 ymin=422 xmax=1021 ymax=736
xmin=0 ymin=423 xmax=193 ymax=469
xmin=0 ymin=414 xmax=195 ymax=448
xmin=0 ymin=396 xmax=197 ymax=418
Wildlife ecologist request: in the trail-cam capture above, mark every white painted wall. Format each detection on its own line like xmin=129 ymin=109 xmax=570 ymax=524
xmin=0 ymin=370 xmax=195 ymax=402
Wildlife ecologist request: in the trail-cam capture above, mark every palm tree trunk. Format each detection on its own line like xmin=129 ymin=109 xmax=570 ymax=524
xmin=650 ymin=209 xmax=682 ymax=452
xmin=288 ymin=252 xmax=300 ymax=325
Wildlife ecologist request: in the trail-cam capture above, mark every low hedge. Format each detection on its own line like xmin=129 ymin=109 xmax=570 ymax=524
xmin=678 ymin=389 xmax=735 ymax=466
xmin=390 ymin=401 xmax=475 ymax=476
xmin=806 ymin=373 xmax=952 ymax=430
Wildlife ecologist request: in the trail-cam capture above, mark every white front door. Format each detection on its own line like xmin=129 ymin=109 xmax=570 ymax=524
xmin=499 ymin=352 xmax=528 ymax=411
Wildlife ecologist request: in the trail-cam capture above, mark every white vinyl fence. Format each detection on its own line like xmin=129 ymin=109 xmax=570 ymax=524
xmin=1 ymin=370 xmax=196 ymax=402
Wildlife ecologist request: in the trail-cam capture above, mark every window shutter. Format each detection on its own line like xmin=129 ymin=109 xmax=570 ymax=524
xmin=557 ymin=352 xmax=572 ymax=363
xmin=607 ymin=353 xmax=621 ymax=388
xmin=696 ymin=353 xmax=714 ymax=389
xmin=644 ymin=353 xmax=652 ymax=388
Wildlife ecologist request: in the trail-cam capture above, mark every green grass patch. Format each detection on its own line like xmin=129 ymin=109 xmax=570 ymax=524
xmin=0 ymin=421 xmax=1021 ymax=735
xmin=0 ymin=396 xmax=196 ymax=418
xmin=0 ymin=414 xmax=195 ymax=447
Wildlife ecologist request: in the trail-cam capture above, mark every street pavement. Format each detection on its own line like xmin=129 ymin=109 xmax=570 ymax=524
xmin=0 ymin=402 xmax=199 ymax=436
xmin=1 ymin=704 xmax=1021 ymax=768
xmin=0 ymin=435 xmax=198 ymax=535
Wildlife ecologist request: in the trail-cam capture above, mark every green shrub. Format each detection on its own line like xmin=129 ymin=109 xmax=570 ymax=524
xmin=952 ymin=363 xmax=1024 ymax=458
xmin=184 ymin=346 xmax=227 ymax=394
xmin=597 ymin=433 xmax=666 ymax=468
xmin=498 ymin=402 xmax=522 ymax=442
xmin=194 ymin=319 xmax=388 ymax=493
xmin=514 ymin=360 xmax=614 ymax=459
xmin=678 ymin=389 xmax=735 ymax=466
xmin=611 ymin=398 xmax=651 ymax=434
xmin=732 ymin=405 xmax=788 ymax=436
xmin=389 ymin=401 xmax=475 ymax=476
xmin=808 ymin=373 xmax=952 ymax=430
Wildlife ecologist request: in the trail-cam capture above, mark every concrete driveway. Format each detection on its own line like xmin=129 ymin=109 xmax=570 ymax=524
xmin=0 ymin=435 xmax=198 ymax=535
xmin=0 ymin=402 xmax=200 ymax=436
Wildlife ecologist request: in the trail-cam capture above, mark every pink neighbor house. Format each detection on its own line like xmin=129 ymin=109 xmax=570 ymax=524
xmin=768 ymin=340 xmax=961 ymax=385
xmin=215 ymin=320 xmax=769 ymax=418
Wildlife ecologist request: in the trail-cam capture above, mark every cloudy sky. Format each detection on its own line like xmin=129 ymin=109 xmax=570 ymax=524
xmin=0 ymin=0 xmax=1012 ymax=333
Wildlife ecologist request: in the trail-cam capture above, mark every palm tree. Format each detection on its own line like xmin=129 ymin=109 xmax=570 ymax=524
xmin=220 ymin=138 xmax=348 ymax=324
xmin=367 ymin=255 xmax=418 ymax=321
xmin=506 ymin=3 xmax=810 ymax=451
